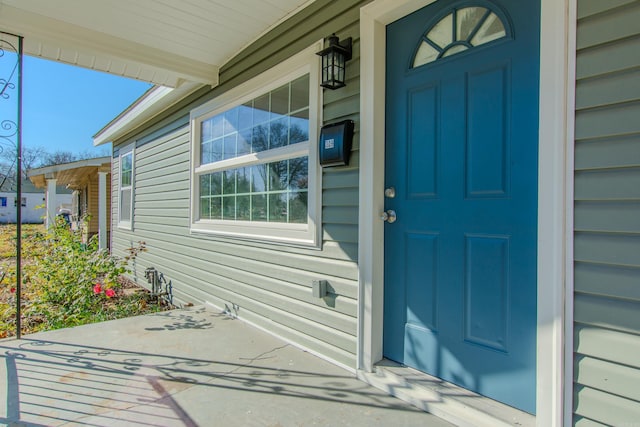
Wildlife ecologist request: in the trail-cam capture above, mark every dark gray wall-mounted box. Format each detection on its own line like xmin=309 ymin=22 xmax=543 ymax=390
xmin=319 ymin=120 xmax=354 ymax=167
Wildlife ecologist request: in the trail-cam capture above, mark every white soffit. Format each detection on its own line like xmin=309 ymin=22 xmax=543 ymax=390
xmin=0 ymin=0 xmax=315 ymax=87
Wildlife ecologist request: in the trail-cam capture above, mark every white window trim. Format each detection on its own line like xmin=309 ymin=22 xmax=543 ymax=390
xmin=118 ymin=143 xmax=135 ymax=230
xmin=358 ymin=1 xmax=575 ymax=426
xmin=189 ymin=41 xmax=323 ymax=247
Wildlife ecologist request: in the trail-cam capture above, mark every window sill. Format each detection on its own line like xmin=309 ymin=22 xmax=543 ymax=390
xmin=190 ymin=220 xmax=320 ymax=249
xmin=117 ymin=222 xmax=133 ymax=231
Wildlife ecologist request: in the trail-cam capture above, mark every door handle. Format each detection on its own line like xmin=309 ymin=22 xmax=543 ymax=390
xmin=381 ymin=210 xmax=397 ymax=223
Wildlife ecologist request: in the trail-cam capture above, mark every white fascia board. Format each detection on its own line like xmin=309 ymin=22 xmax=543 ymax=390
xmin=0 ymin=5 xmax=219 ymax=86
xmin=93 ymin=81 xmax=203 ymax=146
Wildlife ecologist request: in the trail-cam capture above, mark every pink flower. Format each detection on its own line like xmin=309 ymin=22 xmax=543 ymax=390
xmin=105 ymin=288 xmax=116 ymax=298
xmin=93 ymin=284 xmax=102 ymax=294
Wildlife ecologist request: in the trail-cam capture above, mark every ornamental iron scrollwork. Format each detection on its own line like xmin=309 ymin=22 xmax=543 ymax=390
xmin=0 ymin=31 xmax=23 ymax=338
xmin=0 ymin=33 xmax=20 ymax=164
xmin=0 ymin=37 xmax=18 ymax=100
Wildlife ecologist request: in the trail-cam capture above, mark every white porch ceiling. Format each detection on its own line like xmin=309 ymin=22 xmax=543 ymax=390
xmin=0 ymin=0 xmax=314 ymax=87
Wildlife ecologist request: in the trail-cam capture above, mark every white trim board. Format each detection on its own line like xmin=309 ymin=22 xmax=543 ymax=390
xmin=357 ymin=1 xmax=575 ymax=426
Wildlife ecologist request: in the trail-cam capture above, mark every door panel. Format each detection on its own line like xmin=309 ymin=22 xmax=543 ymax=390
xmin=384 ymin=0 xmax=540 ymax=414
xmin=408 ymin=85 xmax=439 ymax=197
xmin=466 ymin=63 xmax=509 ymax=197
xmin=464 ymin=234 xmax=509 ymax=351
xmin=405 ymin=232 xmax=439 ymax=331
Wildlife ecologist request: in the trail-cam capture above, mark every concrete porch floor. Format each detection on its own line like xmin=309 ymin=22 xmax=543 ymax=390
xmin=0 ymin=306 xmax=452 ymax=427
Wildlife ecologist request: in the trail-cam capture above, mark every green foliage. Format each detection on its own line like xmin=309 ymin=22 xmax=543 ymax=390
xmin=25 ymin=217 xmax=147 ymax=327
xmin=0 ymin=219 xmax=164 ymax=338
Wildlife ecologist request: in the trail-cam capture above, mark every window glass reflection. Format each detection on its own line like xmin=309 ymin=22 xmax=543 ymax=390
xmin=269 ymin=193 xmax=288 ymax=223
xmin=289 ymin=191 xmax=308 ymax=223
xmin=412 ymin=7 xmax=508 ymax=68
xmin=199 ymin=158 xmax=309 ymax=224
xmin=271 ymin=85 xmax=289 ymax=117
xmin=471 ymin=12 xmax=506 ymax=45
xmin=222 ymin=196 xmax=236 ymax=220
xmin=270 ymin=117 xmax=289 ymax=149
xmin=197 ymin=74 xmax=310 ymax=225
xmin=200 ymin=78 xmax=310 ymax=164
xmin=456 ymin=7 xmax=486 ymax=41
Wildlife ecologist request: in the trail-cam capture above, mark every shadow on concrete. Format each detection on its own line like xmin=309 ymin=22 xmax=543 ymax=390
xmin=0 ymin=308 xmax=447 ymax=427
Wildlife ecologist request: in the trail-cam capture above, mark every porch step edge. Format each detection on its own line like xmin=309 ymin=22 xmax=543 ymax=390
xmin=357 ymin=360 xmax=535 ymax=427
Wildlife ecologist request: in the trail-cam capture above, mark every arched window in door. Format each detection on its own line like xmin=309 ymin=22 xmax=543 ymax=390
xmin=412 ymin=3 xmax=512 ymax=68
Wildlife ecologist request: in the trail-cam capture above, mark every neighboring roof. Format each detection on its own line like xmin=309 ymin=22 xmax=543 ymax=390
xmin=28 ymin=157 xmax=111 ymax=190
xmin=0 ymin=178 xmax=72 ymax=194
xmin=0 ymin=0 xmax=315 ymax=87
xmin=0 ymin=178 xmax=41 ymax=193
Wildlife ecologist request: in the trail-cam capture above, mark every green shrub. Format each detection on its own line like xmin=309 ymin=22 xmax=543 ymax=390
xmin=1 ymin=219 xmax=167 ymax=338
xmin=23 ymin=217 xmax=150 ymax=329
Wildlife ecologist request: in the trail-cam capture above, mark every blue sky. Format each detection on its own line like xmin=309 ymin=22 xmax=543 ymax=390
xmin=21 ymin=56 xmax=152 ymax=157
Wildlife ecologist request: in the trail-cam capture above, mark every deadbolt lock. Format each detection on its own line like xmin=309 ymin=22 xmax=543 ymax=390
xmin=384 ymin=187 xmax=396 ymax=198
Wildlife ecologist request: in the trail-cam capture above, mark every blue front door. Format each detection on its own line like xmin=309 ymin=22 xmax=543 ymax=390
xmin=383 ymin=0 xmax=540 ymax=414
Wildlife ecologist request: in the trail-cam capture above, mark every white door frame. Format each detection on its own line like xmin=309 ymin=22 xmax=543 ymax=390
xmin=357 ymin=0 xmax=576 ymax=426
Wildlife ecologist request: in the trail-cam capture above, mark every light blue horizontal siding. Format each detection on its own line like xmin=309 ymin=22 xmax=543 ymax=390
xmin=111 ymin=0 xmax=365 ymax=369
xmin=573 ymin=0 xmax=640 ymax=425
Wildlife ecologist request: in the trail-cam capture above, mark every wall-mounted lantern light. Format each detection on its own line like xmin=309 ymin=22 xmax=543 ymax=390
xmin=316 ymin=34 xmax=352 ymax=90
